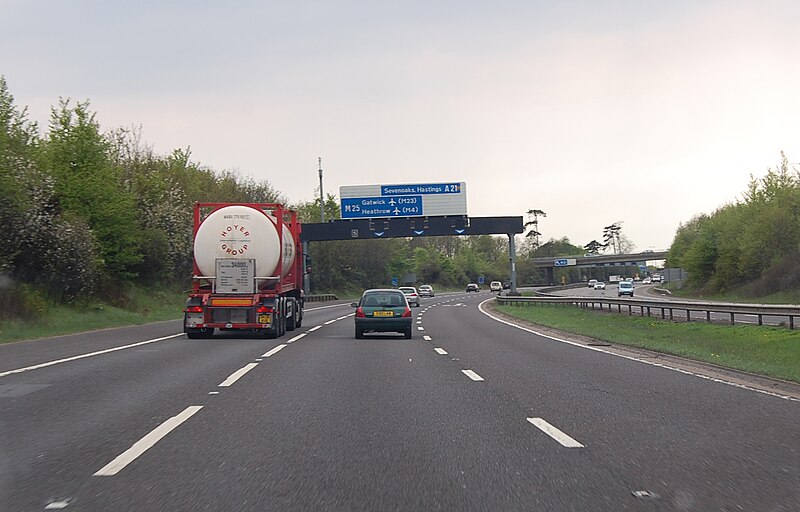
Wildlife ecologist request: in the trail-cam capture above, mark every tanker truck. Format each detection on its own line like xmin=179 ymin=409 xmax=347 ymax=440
xmin=184 ymin=203 xmax=304 ymax=339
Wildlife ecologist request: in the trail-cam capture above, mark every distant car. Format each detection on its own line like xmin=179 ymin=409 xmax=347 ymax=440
xmin=399 ymin=286 xmax=421 ymax=307
xmin=624 ymin=277 xmax=634 ymax=283
xmin=466 ymin=283 xmax=479 ymax=293
xmin=587 ymin=279 xmax=598 ymax=288
xmin=490 ymin=281 xmax=503 ymax=292
xmin=502 ymin=281 xmax=511 ymax=290
xmin=352 ymin=289 xmax=413 ymax=339
xmin=618 ymin=281 xmax=634 ymax=297
xmin=642 ymin=277 xmax=652 ymax=284
xmin=418 ymin=284 xmax=434 ymax=297
xmin=652 ymin=274 xmax=663 ymax=282
xmin=593 ymin=281 xmax=606 ymax=290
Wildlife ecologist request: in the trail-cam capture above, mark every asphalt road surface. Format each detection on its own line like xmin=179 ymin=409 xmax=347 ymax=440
xmin=1 ymin=293 xmax=798 ymax=511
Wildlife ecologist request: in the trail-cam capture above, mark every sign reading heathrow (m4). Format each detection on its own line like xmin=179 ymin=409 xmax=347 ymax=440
xmin=340 ymin=182 xmax=467 ymax=219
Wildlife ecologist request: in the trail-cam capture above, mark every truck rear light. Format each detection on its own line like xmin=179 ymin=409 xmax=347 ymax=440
xmin=186 ymin=306 xmax=203 ymax=313
xmin=355 ymin=307 xmax=365 ymax=318
xmin=257 ymin=306 xmax=274 ymax=313
xmin=401 ymin=307 xmax=412 ymax=318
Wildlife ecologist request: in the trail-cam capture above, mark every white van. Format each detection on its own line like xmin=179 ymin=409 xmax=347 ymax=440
xmin=490 ymin=281 xmax=503 ymax=292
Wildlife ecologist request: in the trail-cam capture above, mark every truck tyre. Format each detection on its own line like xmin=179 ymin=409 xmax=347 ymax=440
xmin=186 ymin=328 xmax=213 ymax=339
xmin=286 ymin=298 xmax=297 ymax=331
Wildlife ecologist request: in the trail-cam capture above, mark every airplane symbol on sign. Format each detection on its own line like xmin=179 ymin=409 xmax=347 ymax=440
xmin=393 ymin=208 xmax=400 ymax=215
xmin=389 ymin=199 xmax=396 ymax=206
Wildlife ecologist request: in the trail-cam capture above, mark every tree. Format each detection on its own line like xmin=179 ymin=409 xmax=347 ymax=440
xmin=583 ymin=240 xmax=604 ymax=254
xmin=602 ymin=223 xmax=622 ymax=253
xmin=39 ymin=99 xmax=142 ymax=281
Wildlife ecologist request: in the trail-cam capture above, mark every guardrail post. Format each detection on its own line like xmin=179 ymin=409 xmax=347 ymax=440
xmin=791 ymin=316 xmax=795 ymax=330
xmin=669 ymin=308 xmax=674 ymax=320
xmin=730 ymin=312 xmax=734 ymax=325
xmin=628 ymin=305 xmax=632 ymax=315
xmin=661 ymin=308 xmax=665 ymax=319
xmin=686 ymin=309 xmax=691 ymax=322
xmin=646 ymin=306 xmax=651 ymax=317
xmin=706 ymin=311 xmax=711 ymax=323
xmin=758 ymin=314 xmax=763 ymax=326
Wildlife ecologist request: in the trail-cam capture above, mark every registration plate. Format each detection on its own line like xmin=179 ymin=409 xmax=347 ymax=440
xmin=258 ymin=313 xmax=271 ymax=324
xmin=372 ymin=310 xmax=394 ymax=317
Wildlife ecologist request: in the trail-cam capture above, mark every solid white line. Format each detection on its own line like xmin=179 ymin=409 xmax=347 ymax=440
xmin=219 ymin=362 xmax=259 ymax=387
xmin=261 ymin=344 xmax=287 ymax=358
xmin=423 ymin=335 xmax=432 ymax=341
xmin=305 ymin=303 xmax=350 ymax=311
xmin=307 ymin=325 xmax=322 ymax=332
xmin=478 ymin=298 xmax=800 ymax=403
xmin=287 ymin=333 xmax=306 ymax=343
xmin=435 ymin=348 xmax=448 ymax=355
xmin=527 ymin=418 xmax=584 ymax=448
xmin=462 ymin=369 xmax=484 ymax=381
xmin=0 ymin=333 xmax=184 ymax=379
xmin=94 ymin=405 xmax=203 ymax=476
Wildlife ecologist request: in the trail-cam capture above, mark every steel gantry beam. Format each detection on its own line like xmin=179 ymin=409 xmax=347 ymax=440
xmin=300 ymin=215 xmax=525 ymax=294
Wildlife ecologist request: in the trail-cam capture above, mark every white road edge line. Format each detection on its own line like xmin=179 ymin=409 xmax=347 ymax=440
xmin=527 ymin=417 xmax=584 ymax=448
xmin=462 ymin=369 xmax=484 ymax=381
xmin=305 ymin=303 xmax=350 ymax=311
xmin=435 ymin=348 xmax=448 ymax=355
xmin=219 ymin=362 xmax=259 ymax=387
xmin=478 ymin=298 xmax=800 ymax=403
xmin=261 ymin=344 xmax=287 ymax=358
xmin=94 ymin=405 xmax=203 ymax=476
xmin=0 ymin=333 xmax=184 ymax=379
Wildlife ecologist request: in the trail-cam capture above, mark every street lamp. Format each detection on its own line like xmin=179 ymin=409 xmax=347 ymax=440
xmin=318 ymin=157 xmax=324 ymax=223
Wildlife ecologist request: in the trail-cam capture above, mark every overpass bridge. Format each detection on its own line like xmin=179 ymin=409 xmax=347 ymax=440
xmin=533 ymin=251 xmax=668 ymax=283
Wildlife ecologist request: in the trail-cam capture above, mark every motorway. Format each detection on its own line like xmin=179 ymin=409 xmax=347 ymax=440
xmin=1 ymin=293 xmax=798 ymax=511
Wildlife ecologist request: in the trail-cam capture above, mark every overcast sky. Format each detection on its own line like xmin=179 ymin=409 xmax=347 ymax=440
xmin=4 ymin=0 xmax=800 ymax=250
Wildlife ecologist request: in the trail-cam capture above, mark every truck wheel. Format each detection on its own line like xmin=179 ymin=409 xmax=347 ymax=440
xmin=186 ymin=328 xmax=213 ymax=339
xmin=286 ymin=299 xmax=297 ymax=331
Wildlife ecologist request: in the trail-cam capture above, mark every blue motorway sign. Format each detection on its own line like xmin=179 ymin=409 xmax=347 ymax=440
xmin=341 ymin=195 xmax=423 ymax=219
xmin=391 ymin=276 xmax=398 ymax=287
xmin=554 ymin=259 xmax=569 ymax=267
xmin=381 ymin=183 xmax=462 ymax=195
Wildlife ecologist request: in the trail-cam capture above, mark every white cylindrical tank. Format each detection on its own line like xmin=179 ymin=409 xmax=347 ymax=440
xmin=194 ymin=205 xmax=296 ymax=283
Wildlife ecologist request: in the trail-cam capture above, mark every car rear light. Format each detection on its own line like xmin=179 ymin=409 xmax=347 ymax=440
xmin=185 ymin=306 xmax=203 ymax=313
xmin=355 ymin=307 xmax=366 ymax=318
xmin=257 ymin=306 xmax=274 ymax=313
xmin=401 ymin=307 xmax=412 ymax=318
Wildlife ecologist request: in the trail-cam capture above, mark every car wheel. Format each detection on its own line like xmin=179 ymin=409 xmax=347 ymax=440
xmin=404 ymin=328 xmax=412 ymax=339
xmin=355 ymin=327 xmax=363 ymax=339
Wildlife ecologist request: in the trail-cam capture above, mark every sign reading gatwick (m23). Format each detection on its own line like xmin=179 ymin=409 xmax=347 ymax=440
xmin=340 ymin=182 xmax=467 ymax=219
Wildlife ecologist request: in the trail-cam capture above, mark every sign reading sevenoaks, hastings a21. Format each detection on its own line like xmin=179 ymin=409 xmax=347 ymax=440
xmin=339 ymin=182 xmax=467 ymax=219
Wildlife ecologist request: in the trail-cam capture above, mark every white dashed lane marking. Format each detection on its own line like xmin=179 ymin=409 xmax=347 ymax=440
xmin=261 ymin=344 xmax=286 ymax=358
xmin=461 ymin=369 xmax=484 ymax=381
xmin=94 ymin=405 xmax=203 ymax=476
xmin=527 ymin=418 xmax=584 ymax=448
xmin=434 ymin=348 xmax=448 ymax=355
xmin=219 ymin=363 xmax=259 ymax=387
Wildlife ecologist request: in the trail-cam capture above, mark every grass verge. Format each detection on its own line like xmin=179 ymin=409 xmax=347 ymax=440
xmin=493 ymin=303 xmax=800 ymax=383
xmin=0 ymin=288 xmax=185 ymax=344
